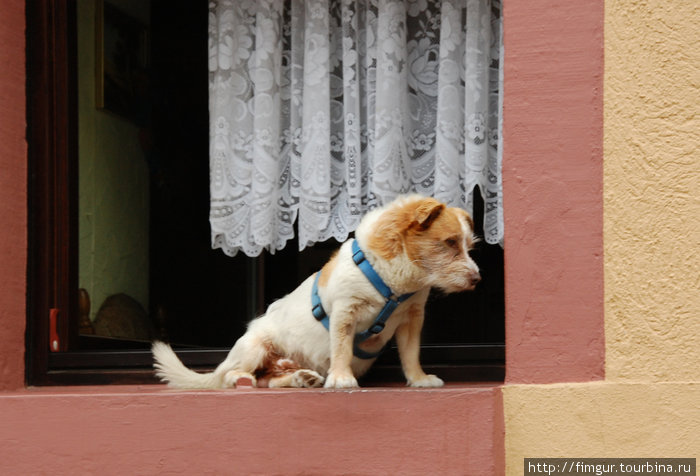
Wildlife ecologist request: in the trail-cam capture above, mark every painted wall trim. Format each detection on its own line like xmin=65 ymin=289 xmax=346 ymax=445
xmin=0 ymin=0 xmax=27 ymax=391
xmin=502 ymin=0 xmax=605 ymax=384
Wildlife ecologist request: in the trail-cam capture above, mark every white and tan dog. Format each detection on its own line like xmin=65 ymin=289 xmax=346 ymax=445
xmin=152 ymin=195 xmax=481 ymax=389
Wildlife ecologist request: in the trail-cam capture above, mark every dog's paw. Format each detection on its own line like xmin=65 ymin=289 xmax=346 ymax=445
xmin=223 ymin=370 xmax=257 ymax=388
xmin=292 ymin=369 xmax=325 ymax=388
xmin=324 ymin=371 xmax=359 ymax=389
xmin=407 ymin=374 xmax=444 ymax=388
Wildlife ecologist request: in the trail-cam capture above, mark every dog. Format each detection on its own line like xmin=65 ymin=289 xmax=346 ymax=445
xmin=152 ymin=195 xmax=481 ymax=389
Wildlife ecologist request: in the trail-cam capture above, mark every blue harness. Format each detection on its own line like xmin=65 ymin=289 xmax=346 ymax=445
xmin=311 ymin=239 xmax=415 ymax=359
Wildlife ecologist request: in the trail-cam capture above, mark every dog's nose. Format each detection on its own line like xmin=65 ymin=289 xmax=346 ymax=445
xmin=470 ymin=273 xmax=481 ymax=286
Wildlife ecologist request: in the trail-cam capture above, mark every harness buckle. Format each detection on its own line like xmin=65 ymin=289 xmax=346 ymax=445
xmin=312 ymin=303 xmax=325 ymax=321
xmin=352 ymin=246 xmax=365 ymax=265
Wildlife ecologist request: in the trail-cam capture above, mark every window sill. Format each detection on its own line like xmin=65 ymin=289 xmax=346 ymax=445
xmin=2 ymin=382 xmax=504 ymax=473
xmin=16 ymin=380 xmax=502 ymax=396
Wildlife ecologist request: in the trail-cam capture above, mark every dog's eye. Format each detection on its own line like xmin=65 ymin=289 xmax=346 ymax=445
xmin=444 ymin=238 xmax=459 ymax=248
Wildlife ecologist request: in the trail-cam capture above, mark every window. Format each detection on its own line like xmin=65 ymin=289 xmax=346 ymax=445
xmin=27 ymin=0 xmax=503 ymax=385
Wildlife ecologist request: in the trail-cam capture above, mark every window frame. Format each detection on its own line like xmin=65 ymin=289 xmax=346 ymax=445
xmin=26 ymin=0 xmax=504 ymax=386
xmin=26 ymin=0 xmax=80 ymax=385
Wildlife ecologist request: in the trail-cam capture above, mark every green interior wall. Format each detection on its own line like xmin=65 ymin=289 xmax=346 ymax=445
xmin=77 ymin=0 xmax=150 ymax=320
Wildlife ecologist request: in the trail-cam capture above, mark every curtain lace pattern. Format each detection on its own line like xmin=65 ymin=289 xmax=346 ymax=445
xmin=209 ymin=0 xmax=503 ymax=257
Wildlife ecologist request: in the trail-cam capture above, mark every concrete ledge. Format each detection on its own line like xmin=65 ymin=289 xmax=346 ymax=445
xmin=1 ymin=383 xmax=504 ymax=475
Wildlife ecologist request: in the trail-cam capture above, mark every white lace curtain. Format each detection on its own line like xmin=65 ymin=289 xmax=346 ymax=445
xmin=209 ymin=0 xmax=503 ymax=257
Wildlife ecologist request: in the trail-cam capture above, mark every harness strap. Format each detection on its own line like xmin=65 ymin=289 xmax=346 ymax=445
xmin=351 ymin=240 xmax=394 ymax=301
xmin=311 ymin=240 xmax=414 ymax=359
xmin=311 ymin=271 xmax=329 ymax=331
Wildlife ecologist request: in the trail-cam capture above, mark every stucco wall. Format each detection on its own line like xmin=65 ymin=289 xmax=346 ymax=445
xmin=603 ymin=0 xmax=700 ymax=383
xmin=505 ymin=383 xmax=700 ymax=461
xmin=504 ymin=0 xmax=700 ymax=472
xmin=3 ymin=0 xmax=698 ymax=473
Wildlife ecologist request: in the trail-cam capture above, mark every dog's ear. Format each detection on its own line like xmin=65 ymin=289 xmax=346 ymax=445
xmin=368 ymin=214 xmax=405 ymax=259
xmin=367 ymin=197 xmax=447 ymax=260
xmin=411 ymin=198 xmax=445 ymax=231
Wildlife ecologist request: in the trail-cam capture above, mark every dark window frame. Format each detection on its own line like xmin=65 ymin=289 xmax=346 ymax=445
xmin=26 ymin=0 xmax=504 ymax=386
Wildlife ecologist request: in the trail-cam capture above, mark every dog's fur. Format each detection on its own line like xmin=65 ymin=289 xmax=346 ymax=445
xmin=152 ymin=195 xmax=481 ymax=389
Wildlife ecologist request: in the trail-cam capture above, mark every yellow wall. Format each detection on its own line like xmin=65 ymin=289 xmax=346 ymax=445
xmin=505 ymin=383 xmax=700 ymax=460
xmin=504 ymin=1 xmax=700 ymax=472
xmin=78 ymin=0 xmax=150 ymax=320
xmin=604 ymin=0 xmax=700 ymax=383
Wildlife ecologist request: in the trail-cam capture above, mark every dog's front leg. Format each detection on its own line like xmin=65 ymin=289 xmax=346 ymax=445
xmin=395 ymin=304 xmax=444 ymax=388
xmin=324 ymin=306 xmax=359 ymax=389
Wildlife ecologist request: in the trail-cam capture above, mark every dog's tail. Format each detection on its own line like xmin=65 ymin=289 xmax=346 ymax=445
xmin=152 ymin=341 xmax=223 ymax=389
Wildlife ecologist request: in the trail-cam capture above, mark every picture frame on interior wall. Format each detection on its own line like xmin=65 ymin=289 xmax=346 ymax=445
xmin=95 ymin=0 xmax=149 ymax=123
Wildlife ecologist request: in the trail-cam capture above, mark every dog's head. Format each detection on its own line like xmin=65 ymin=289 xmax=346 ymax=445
xmin=364 ymin=195 xmax=481 ymax=293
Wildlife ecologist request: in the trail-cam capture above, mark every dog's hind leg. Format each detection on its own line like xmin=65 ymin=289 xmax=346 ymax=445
xmin=253 ymin=351 xmax=325 ymax=388
xmin=223 ymin=370 xmax=258 ymax=388
xmin=213 ymin=333 xmax=268 ymax=388
xmin=267 ymin=369 xmax=325 ymax=388
xmin=213 ymin=331 xmax=325 ymax=389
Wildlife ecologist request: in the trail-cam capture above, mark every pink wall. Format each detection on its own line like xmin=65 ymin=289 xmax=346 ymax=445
xmin=502 ymin=0 xmax=605 ymax=384
xmin=0 ymin=0 xmax=26 ymax=392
